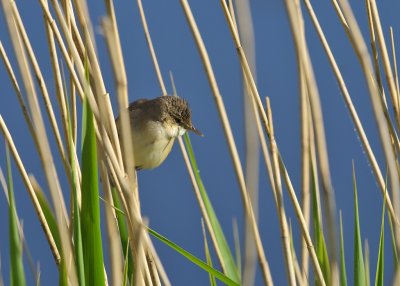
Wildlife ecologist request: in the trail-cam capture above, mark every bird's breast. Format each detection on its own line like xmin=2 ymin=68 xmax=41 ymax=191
xmin=131 ymin=120 xmax=182 ymax=169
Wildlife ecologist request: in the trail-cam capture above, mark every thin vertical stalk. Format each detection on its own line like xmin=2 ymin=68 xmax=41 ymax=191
xmin=284 ymin=1 xmax=339 ymax=283
xmin=300 ymin=67 xmax=311 ymax=280
xmin=369 ymin=0 xmax=400 ymax=127
xmin=0 ymin=117 xmax=61 ymax=264
xmin=180 ymin=0 xmax=273 ymax=284
xmin=338 ymin=0 xmax=400 ymax=257
xmin=219 ymin=1 xmax=326 ymax=284
xmin=266 ymin=99 xmax=297 ymax=286
xmin=303 ymin=0 xmax=398 ymax=227
xmin=1 ymin=2 xmax=77 ymax=284
xmin=231 ymin=2 xmax=260 ymax=284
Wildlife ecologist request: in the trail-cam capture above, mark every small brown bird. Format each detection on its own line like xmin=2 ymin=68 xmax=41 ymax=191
xmin=116 ymin=95 xmax=202 ymax=170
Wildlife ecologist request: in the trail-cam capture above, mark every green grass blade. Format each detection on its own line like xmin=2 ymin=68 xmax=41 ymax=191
xmin=72 ymin=159 xmax=85 ymax=286
xmin=183 ymin=133 xmax=240 ymax=283
xmin=311 ymin=162 xmax=331 ymax=284
xmin=111 ymin=186 xmax=134 ymax=281
xmin=353 ymin=164 xmax=365 ymax=286
xmin=122 ymin=239 xmax=130 ymax=286
xmin=388 ymin=215 xmax=398 ymax=270
xmin=63 ymin=77 xmax=85 ymax=286
xmin=385 ymin=166 xmax=398 ymax=271
xmin=147 ymin=226 xmax=239 ymax=286
xmin=32 ymin=187 xmax=67 ymax=285
xmin=6 ymin=146 xmax=26 ymax=286
xmin=58 ymin=259 xmax=67 ymax=286
xmin=80 ymin=93 xmax=105 ymax=285
xmin=33 ymin=187 xmax=61 ymax=255
xmin=374 ymin=196 xmax=385 ymax=286
xmin=339 ymin=211 xmax=348 ymax=286
xmin=365 ymin=241 xmax=370 ymax=286
xmin=202 ymin=221 xmax=217 ymax=286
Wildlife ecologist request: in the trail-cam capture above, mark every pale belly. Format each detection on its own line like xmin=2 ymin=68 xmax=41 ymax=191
xmin=131 ymin=121 xmax=184 ymax=169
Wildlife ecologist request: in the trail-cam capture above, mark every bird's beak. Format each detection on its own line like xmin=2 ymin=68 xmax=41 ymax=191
xmin=188 ymin=125 xmax=203 ymax=136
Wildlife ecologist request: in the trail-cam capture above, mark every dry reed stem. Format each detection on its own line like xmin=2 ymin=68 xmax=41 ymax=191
xmin=73 ymin=0 xmax=125 ymax=174
xmin=364 ymin=1 xmax=400 ymax=159
xmin=64 ymin=1 xmax=138 ymax=226
xmin=0 ymin=116 xmax=61 ymax=265
xmin=144 ymin=234 xmax=172 ymax=286
xmin=230 ymin=2 xmax=260 ymax=284
xmin=99 ymin=158 xmax=123 ymax=286
xmin=308 ymin=112 xmax=323 ymax=221
xmin=288 ymin=222 xmax=307 ymax=286
xmin=390 ymin=28 xmax=400 ymax=107
xmin=367 ymin=11 xmax=400 ymax=162
xmin=43 ymin=0 xmax=82 ymax=187
xmin=1 ymin=40 xmax=78 ymax=263
xmin=299 ymin=66 xmax=311 ymax=281
xmin=135 ymin=220 xmax=150 ymax=286
xmin=44 ymin=0 xmax=82 ymax=192
xmin=284 ymin=1 xmax=339 ymax=284
xmin=10 ymin=1 xmax=76 ymax=194
xmin=39 ymin=0 xmax=92 ymax=114
xmin=266 ymin=98 xmax=297 ymax=286
xmin=137 ymin=0 xmax=167 ymax=96
xmin=220 ymin=1 xmax=326 ymax=284
xmin=295 ymin=2 xmax=311 ymax=279
xmin=365 ymin=0 xmax=386 ymax=104
xmin=100 ymin=112 xmax=152 ymax=284
xmin=249 ymin=90 xmax=275 ymax=195
xmin=180 ymin=0 xmax=274 ymax=284
xmin=101 ymin=15 xmax=138 ymax=210
xmin=338 ymin=0 xmax=400 ymax=255
xmin=279 ymin=154 xmax=326 ymax=286
xmin=369 ymin=0 xmax=400 ymax=126
xmin=103 ymin=0 xmax=125 ymax=171
xmin=1 ymin=2 xmax=77 ymax=284
xmin=10 ymin=1 xmax=67 ymax=162
xmin=0 ymin=42 xmax=38 ymax=155
xmin=43 ymin=0 xmax=69 ymax=154
xmin=101 ymin=18 xmax=136 ymax=194
xmin=303 ymin=0 xmax=399 ymax=226
xmin=57 ymin=1 xmax=76 ymax=143
xmin=61 ymin=0 xmax=78 ymax=144
xmin=15 ymin=0 xmax=84 ymax=208
xmin=72 ymin=0 xmax=129 ymax=198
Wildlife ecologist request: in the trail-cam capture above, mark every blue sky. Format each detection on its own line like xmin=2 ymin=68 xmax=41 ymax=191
xmin=1 ymin=0 xmax=400 ymax=285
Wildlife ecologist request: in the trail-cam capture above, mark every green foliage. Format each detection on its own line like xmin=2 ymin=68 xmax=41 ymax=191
xmin=374 ymin=195 xmax=386 ymax=286
xmin=311 ymin=162 xmax=331 ymax=284
xmin=6 ymin=146 xmax=26 ymax=286
xmin=80 ymin=95 xmax=105 ymax=286
xmin=339 ymin=211 xmax=348 ymax=286
xmin=353 ymin=165 xmax=366 ymax=286
xmin=111 ymin=186 xmax=134 ymax=282
xmin=184 ymin=133 xmax=241 ymax=283
xmin=202 ymin=221 xmax=217 ymax=286
xmin=147 ymin=226 xmax=240 ymax=286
